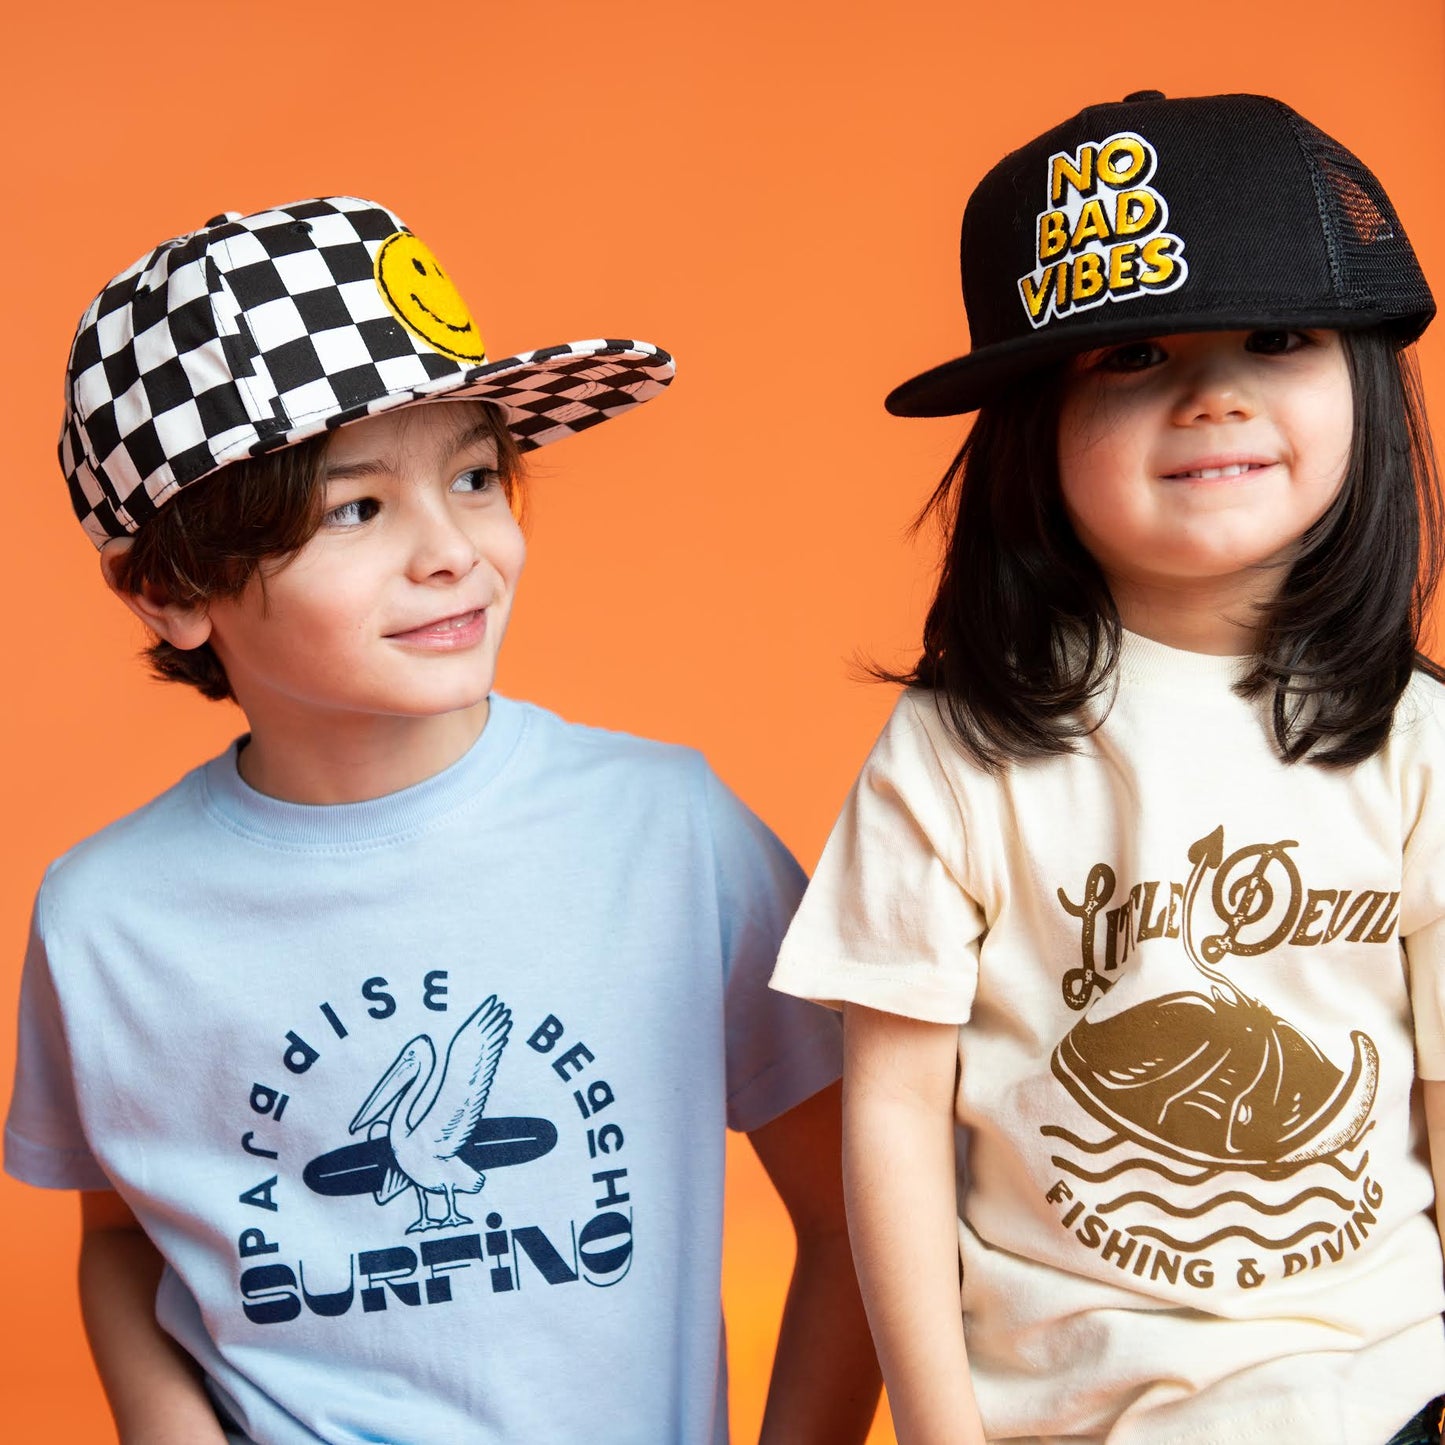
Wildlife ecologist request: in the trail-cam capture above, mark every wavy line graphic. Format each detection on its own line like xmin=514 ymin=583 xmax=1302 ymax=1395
xmin=1130 ymin=1220 xmax=1336 ymax=1251
xmin=1051 ymin=1154 xmax=1219 ymax=1187
xmin=1039 ymin=1125 xmax=1126 ymax=1155
xmin=1097 ymin=1187 xmax=1354 ymax=1217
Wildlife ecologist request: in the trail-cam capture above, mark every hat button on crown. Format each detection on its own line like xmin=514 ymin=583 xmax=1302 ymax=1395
xmin=1122 ymin=89 xmax=1165 ymax=102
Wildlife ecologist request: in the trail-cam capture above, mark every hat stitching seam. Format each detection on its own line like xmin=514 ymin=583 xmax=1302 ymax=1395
xmin=1281 ymin=107 xmax=1346 ymax=303
xmin=208 ymin=233 xmax=278 ymax=439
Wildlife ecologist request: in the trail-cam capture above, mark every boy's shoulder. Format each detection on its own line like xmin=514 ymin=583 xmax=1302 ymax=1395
xmin=39 ymin=753 xmax=218 ymax=910
xmin=503 ymin=697 xmax=785 ymax=871
xmin=504 ymin=695 xmax=710 ymax=786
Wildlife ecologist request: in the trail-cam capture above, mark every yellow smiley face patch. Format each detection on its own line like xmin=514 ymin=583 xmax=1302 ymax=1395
xmin=374 ymin=232 xmax=487 ymax=363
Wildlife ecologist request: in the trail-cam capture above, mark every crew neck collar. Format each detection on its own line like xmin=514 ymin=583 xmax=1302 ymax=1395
xmin=1115 ymin=629 xmax=1252 ymax=690
xmin=199 ymin=694 xmax=528 ymax=849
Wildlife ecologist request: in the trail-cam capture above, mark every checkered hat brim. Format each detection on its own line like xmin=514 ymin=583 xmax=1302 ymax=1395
xmin=60 ymin=197 xmax=675 ymax=547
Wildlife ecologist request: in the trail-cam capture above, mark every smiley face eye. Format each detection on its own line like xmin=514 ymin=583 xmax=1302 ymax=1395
xmin=374 ymin=231 xmax=487 ymax=363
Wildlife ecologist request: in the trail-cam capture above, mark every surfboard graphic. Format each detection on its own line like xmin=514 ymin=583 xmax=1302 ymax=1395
xmin=304 ymin=1115 xmax=559 ymax=1198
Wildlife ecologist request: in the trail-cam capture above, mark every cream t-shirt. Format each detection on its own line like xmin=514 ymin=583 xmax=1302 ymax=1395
xmin=773 ymin=634 xmax=1445 ymax=1445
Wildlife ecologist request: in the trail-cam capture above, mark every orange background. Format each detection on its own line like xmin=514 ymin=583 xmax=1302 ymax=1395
xmin=3 ymin=3 xmax=1444 ymax=1440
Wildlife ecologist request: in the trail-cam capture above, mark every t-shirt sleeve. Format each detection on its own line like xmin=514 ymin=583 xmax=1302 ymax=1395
xmin=1399 ymin=688 xmax=1445 ymax=1079
xmin=4 ymin=889 xmax=111 ymax=1190
xmin=770 ymin=691 xmax=985 ymax=1024
xmin=702 ymin=763 xmax=842 ymax=1134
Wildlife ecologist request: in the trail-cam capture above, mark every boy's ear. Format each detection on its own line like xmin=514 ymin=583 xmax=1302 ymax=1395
xmin=99 ymin=539 xmax=215 ymax=651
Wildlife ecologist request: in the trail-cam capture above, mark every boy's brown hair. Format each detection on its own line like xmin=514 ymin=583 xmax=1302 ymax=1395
xmin=110 ymin=400 xmax=524 ymax=701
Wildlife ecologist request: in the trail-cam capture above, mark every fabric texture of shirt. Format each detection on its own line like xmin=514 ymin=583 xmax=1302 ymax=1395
xmin=772 ymin=633 xmax=1445 ymax=1445
xmin=7 ymin=695 xmax=840 ymax=1445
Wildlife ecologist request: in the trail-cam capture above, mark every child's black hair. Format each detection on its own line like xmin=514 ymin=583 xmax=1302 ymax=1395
xmin=884 ymin=329 xmax=1444 ymax=770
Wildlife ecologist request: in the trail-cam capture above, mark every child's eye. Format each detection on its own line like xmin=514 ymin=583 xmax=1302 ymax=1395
xmin=452 ymin=466 xmax=501 ymax=495
xmin=1092 ymin=341 xmax=1166 ymax=373
xmin=324 ymin=496 xmax=380 ymax=528
xmin=1244 ymin=329 xmax=1310 ymax=355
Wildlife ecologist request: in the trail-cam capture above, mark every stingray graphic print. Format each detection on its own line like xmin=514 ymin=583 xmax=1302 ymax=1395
xmin=1043 ymin=827 xmax=1385 ymax=1282
xmin=303 ymin=995 xmax=557 ymax=1234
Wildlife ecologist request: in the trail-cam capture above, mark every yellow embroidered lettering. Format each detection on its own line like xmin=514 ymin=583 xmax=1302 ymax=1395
xmin=1097 ymin=135 xmax=1148 ymax=187
xmin=1020 ymin=267 xmax=1058 ymax=321
xmin=1072 ymin=250 xmax=1106 ymax=302
xmin=1108 ymin=241 xmax=1139 ymax=292
xmin=1039 ymin=210 xmax=1070 ymax=261
xmin=1070 ymin=197 xmax=1112 ymax=249
xmin=1050 ymin=146 xmax=1095 ymax=204
xmin=1113 ymin=188 xmax=1159 ymax=236
xmin=1138 ymin=233 xmax=1181 ymax=287
xmin=1021 ymin=132 xmax=1185 ymax=326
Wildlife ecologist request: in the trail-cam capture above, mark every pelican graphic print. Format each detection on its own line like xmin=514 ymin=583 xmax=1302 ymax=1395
xmin=1043 ymin=825 xmax=1391 ymax=1294
xmin=302 ymin=997 xmax=558 ymax=1233
xmin=232 ymin=972 xmax=637 ymax=1328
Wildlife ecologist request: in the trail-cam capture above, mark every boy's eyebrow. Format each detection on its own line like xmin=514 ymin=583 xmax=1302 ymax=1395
xmin=448 ymin=419 xmax=504 ymax=456
xmin=322 ymin=455 xmax=397 ymax=482
xmin=322 ymin=419 xmax=502 ymax=482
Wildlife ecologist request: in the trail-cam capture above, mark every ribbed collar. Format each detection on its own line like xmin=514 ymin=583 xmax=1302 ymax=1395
xmin=1114 ymin=629 xmax=1252 ymax=692
xmin=198 ymin=695 xmax=528 ymax=850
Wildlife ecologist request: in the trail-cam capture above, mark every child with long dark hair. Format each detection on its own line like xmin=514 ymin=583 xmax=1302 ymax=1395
xmin=772 ymin=91 xmax=1445 ymax=1444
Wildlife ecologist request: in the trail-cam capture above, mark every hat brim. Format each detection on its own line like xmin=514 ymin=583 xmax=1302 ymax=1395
xmin=349 ymin=337 xmax=675 ymax=451
xmin=886 ymin=303 xmax=1433 ymax=417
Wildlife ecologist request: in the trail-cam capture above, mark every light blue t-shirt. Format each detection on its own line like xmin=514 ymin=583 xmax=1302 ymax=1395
xmin=5 ymin=696 xmax=840 ymax=1444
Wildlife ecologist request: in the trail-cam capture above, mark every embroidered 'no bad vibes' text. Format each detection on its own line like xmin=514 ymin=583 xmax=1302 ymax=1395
xmin=1018 ymin=131 xmax=1188 ymax=328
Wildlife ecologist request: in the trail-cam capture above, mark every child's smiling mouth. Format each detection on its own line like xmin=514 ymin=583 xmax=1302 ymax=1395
xmin=1161 ymin=458 xmax=1276 ymax=481
xmin=386 ymin=608 xmax=488 ymax=647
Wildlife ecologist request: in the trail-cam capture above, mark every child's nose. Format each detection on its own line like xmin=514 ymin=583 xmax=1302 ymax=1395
xmin=1171 ymin=356 xmax=1257 ymax=425
xmin=405 ymin=499 xmax=479 ymax=580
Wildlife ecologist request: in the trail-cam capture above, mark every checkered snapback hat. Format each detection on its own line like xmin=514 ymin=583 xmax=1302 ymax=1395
xmin=61 ymin=196 xmax=676 ymax=547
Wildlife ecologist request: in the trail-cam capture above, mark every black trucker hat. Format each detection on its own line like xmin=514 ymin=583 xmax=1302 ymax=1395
xmin=886 ymin=90 xmax=1435 ymax=417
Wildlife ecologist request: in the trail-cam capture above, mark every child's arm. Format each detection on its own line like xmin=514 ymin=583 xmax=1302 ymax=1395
xmin=1424 ymin=1081 xmax=1445 ymax=1250
xmin=79 ymin=1191 xmax=227 ymax=1445
xmin=843 ymin=1003 xmax=986 ymax=1445
xmin=748 ymin=1079 xmax=881 ymax=1445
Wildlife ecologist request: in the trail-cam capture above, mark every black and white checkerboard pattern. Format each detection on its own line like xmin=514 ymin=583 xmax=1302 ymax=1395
xmin=60 ymin=197 xmax=675 ymax=547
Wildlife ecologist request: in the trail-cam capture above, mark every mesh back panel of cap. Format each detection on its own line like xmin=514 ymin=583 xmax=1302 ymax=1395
xmin=1291 ymin=114 xmax=1432 ymax=319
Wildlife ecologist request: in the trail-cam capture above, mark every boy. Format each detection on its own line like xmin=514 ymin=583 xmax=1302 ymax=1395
xmin=4 ymin=197 xmax=878 ymax=1443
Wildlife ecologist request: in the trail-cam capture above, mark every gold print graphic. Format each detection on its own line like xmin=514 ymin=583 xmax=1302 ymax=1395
xmin=1056 ymin=829 xmax=1399 ymax=1009
xmin=1052 ymin=991 xmax=1378 ymax=1169
xmin=1056 ymin=862 xmax=1116 ymax=1009
xmin=1196 ymin=828 xmax=1302 ymax=962
xmin=1058 ymin=870 xmax=1185 ymax=1008
xmin=1043 ymin=824 xmax=1386 ymax=1296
